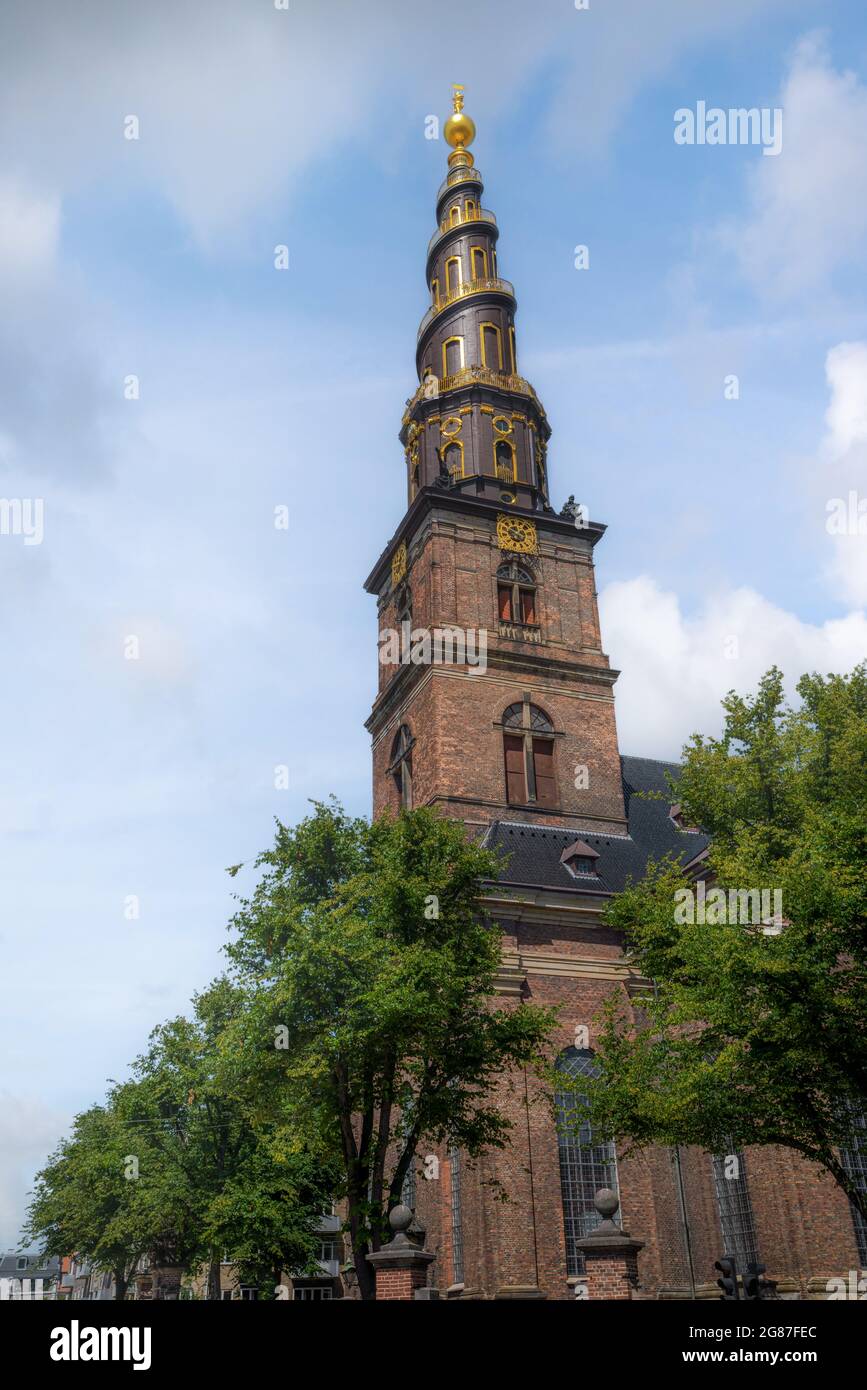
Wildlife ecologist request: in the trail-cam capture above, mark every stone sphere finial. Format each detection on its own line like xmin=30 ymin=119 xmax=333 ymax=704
xmin=388 ymin=1203 xmax=413 ymax=1235
xmin=594 ymin=1187 xmax=620 ymax=1220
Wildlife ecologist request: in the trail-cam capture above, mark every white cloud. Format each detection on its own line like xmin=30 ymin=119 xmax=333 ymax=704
xmin=818 ymin=341 xmax=867 ymax=606
xmin=0 ymin=1093 xmax=69 ymax=1250
xmin=0 ymin=178 xmax=59 ymax=278
xmin=604 ymin=341 xmax=867 ymax=757
xmin=0 ymin=0 xmax=789 ymax=248
xmin=603 ymin=575 xmax=867 ymax=758
xmin=724 ymin=33 xmax=867 ymax=299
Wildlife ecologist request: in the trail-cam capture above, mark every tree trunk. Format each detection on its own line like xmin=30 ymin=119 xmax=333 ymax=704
xmin=207 ymin=1255 xmax=222 ymax=1300
xmin=114 ymin=1269 xmax=128 ymax=1302
xmin=353 ymin=1234 xmax=375 ymax=1301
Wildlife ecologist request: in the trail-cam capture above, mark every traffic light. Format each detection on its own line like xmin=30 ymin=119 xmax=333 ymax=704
xmin=743 ymin=1261 xmax=769 ymax=1301
xmin=715 ymin=1256 xmax=739 ymax=1300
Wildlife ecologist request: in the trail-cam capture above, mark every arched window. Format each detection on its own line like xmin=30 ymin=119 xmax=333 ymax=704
xmin=448 ymin=203 xmax=461 ymax=226
xmin=501 ymin=698 xmax=556 ymax=807
xmin=509 ymin=324 xmax=517 ymax=374
xmin=464 ymin=197 xmax=477 ymax=216
xmin=389 ymin=725 xmax=413 ymax=809
xmin=711 ymin=1147 xmax=760 ymax=1268
xmin=445 ymin=256 xmax=462 ymax=295
xmin=497 ymin=561 xmax=536 ymax=626
xmin=470 ymin=246 xmax=488 ymax=280
xmin=395 ymin=582 xmax=412 ymax=628
xmin=442 ymin=336 xmax=464 ymax=378
xmin=430 ymin=278 xmax=440 ymax=308
xmin=443 ymin=441 xmax=463 ymax=480
xmin=480 ymin=322 xmax=503 ymax=370
xmin=555 ymin=1048 xmax=619 ymax=1276
xmin=494 ymin=439 xmax=516 ymax=483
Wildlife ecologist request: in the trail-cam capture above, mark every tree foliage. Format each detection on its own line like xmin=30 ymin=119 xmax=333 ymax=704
xmin=583 ymin=665 xmax=867 ymax=1219
xmin=224 ymin=800 xmax=557 ymax=1299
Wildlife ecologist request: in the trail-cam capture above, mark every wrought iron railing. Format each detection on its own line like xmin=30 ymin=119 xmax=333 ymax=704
xmin=436 ymin=167 xmax=482 ymax=203
xmin=417 ymin=276 xmax=515 ymax=342
xmin=427 ymin=207 xmax=497 ymax=258
xmin=402 ymin=366 xmax=545 ymax=422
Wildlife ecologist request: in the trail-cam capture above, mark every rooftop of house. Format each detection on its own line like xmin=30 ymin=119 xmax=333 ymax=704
xmin=482 ymin=755 xmax=709 ymax=897
xmin=0 ymin=1251 xmax=60 ymax=1278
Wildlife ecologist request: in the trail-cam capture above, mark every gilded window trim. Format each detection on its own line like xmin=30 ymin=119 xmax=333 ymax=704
xmin=444 ymin=255 xmax=463 ymax=294
xmin=470 ymin=244 xmax=488 ymax=280
xmin=442 ymin=335 xmax=465 ymax=377
xmin=443 ymin=437 xmax=465 ymax=478
xmin=480 ymin=321 xmax=504 ymax=371
xmin=509 ymin=324 xmax=517 ymax=374
xmin=493 ymin=436 xmax=517 ymax=483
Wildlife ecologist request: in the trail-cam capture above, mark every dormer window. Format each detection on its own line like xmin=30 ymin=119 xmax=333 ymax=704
xmin=560 ymin=839 xmax=600 ymax=878
xmin=669 ymin=803 xmax=700 ymax=833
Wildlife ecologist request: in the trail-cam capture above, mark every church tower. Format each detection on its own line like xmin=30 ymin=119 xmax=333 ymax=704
xmin=360 ymin=90 xmax=865 ymax=1301
xmin=365 ymin=86 xmax=627 ymax=840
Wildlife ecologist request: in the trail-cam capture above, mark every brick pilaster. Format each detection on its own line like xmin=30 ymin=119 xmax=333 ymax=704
xmin=575 ymin=1189 xmax=644 ymax=1301
xmin=367 ymin=1204 xmax=436 ymax=1301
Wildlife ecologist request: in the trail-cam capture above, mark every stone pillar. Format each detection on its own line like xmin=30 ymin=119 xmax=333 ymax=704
xmin=367 ymin=1204 xmax=436 ymax=1301
xmin=575 ymin=1189 xmax=644 ymax=1301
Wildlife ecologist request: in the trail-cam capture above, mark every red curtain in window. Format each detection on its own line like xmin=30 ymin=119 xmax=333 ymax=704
xmin=503 ymin=735 xmax=526 ymax=804
xmin=532 ymin=739 xmax=556 ymax=807
xmin=498 ymin=585 xmax=512 ymax=621
xmin=520 ymin=588 xmax=536 ymax=624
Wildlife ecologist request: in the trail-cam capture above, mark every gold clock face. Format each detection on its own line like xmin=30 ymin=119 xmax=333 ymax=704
xmin=391 ymin=542 xmax=408 ymax=586
xmin=496 ymin=513 xmax=538 ymax=554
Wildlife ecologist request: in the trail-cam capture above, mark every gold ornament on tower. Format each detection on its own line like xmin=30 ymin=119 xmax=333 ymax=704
xmin=444 ymin=85 xmax=476 ymax=168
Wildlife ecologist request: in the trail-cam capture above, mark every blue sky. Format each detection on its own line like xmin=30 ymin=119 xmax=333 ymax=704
xmin=1 ymin=0 xmax=867 ymax=1246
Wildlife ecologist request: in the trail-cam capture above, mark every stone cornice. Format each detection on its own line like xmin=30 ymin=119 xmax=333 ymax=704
xmin=363 ymin=489 xmax=607 ymax=596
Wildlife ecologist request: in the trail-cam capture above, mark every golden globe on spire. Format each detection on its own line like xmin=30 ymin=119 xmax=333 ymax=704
xmin=443 ymin=84 xmax=476 ymax=168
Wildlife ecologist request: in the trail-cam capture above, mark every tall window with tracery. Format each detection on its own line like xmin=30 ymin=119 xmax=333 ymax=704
xmin=389 ymin=725 xmax=413 ymax=809
xmin=711 ymin=1147 xmax=760 ymax=1268
xmin=840 ymin=1107 xmax=867 ymax=1265
xmin=501 ymin=699 xmax=556 ymax=807
xmin=449 ymin=1146 xmax=464 ymax=1285
xmin=497 ymin=560 xmax=536 ymax=626
xmin=555 ymin=1048 xmax=618 ymax=1276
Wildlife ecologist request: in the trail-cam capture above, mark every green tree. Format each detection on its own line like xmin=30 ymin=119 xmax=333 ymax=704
xmin=204 ymin=1140 xmax=337 ymax=1298
xmin=26 ymin=979 xmax=335 ymax=1301
xmin=24 ymin=1097 xmax=173 ymax=1301
xmin=224 ymin=800 xmax=557 ymax=1300
xmin=583 ymin=665 xmax=867 ymax=1221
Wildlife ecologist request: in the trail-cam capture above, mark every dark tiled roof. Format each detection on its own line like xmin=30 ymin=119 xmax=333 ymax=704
xmin=483 ymin=754 xmax=709 ymax=896
xmin=0 ymin=1251 xmax=60 ymax=1278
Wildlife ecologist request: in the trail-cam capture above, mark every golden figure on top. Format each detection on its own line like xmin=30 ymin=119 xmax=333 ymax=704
xmin=444 ymin=84 xmax=476 ymax=167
